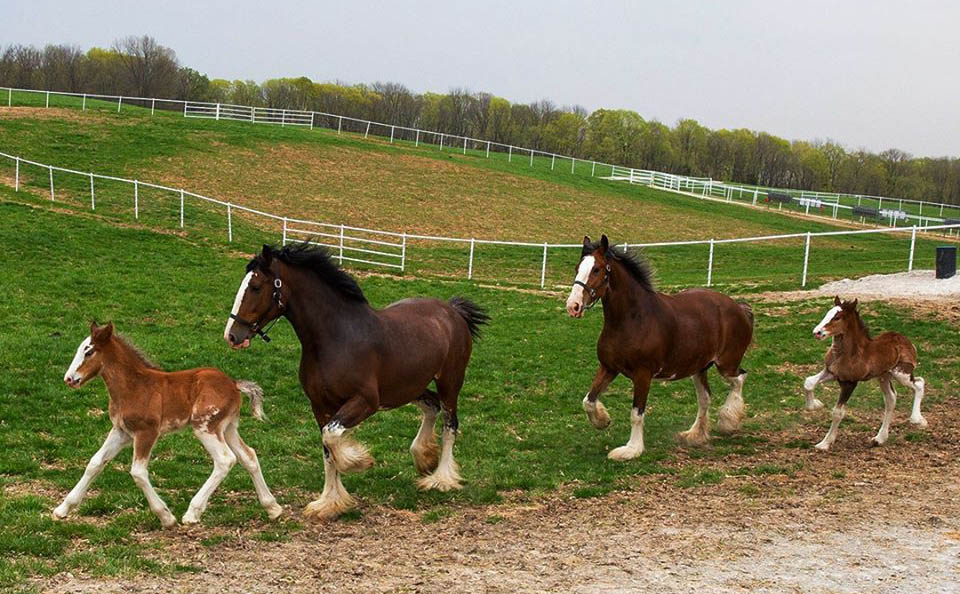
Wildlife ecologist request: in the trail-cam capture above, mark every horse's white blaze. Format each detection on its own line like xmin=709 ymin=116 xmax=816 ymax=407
xmin=65 ymin=337 xmax=92 ymax=383
xmin=813 ymin=306 xmax=842 ymax=337
xmin=566 ymin=256 xmax=595 ymax=312
xmin=224 ymin=271 xmax=253 ymax=341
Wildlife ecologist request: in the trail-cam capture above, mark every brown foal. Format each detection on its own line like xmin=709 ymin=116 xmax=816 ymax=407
xmin=804 ymin=297 xmax=927 ymax=450
xmin=55 ymin=322 xmax=282 ymax=527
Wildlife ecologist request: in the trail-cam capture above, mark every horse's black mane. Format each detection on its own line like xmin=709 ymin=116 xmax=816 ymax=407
xmin=248 ymin=243 xmax=367 ymax=303
xmin=583 ymin=240 xmax=656 ymax=292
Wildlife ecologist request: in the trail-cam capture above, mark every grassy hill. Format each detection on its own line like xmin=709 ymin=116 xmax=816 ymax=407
xmin=0 ymin=100 xmax=952 ymax=291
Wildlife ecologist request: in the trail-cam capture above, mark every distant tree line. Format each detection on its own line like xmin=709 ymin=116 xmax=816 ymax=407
xmin=2 ymin=37 xmax=959 ymax=205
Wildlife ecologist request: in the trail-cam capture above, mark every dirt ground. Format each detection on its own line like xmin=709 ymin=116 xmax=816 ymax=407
xmin=37 ymin=393 xmax=960 ymax=594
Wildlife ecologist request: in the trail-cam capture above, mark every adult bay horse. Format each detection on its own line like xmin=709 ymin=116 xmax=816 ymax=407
xmin=57 ymin=322 xmax=282 ymax=527
xmin=224 ymin=243 xmax=489 ymax=520
xmin=804 ymin=297 xmax=926 ymax=450
xmin=565 ymin=235 xmax=754 ymax=459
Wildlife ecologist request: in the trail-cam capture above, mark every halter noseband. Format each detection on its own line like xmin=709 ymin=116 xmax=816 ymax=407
xmin=572 ymin=264 xmax=611 ymax=310
xmin=229 ymin=278 xmax=284 ymax=343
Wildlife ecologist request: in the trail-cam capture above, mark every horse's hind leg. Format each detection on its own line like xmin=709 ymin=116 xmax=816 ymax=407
xmin=677 ymin=370 xmax=711 ymax=446
xmin=223 ymin=419 xmax=283 ymax=520
xmin=893 ymin=369 xmax=927 ymax=427
xmin=716 ymin=367 xmax=747 ymax=435
xmin=815 ymin=380 xmax=857 ymax=451
xmin=583 ymin=365 xmax=616 ymax=430
xmin=871 ymin=376 xmax=897 ymax=447
xmin=183 ymin=428 xmax=237 ymax=524
xmin=802 ymin=369 xmax=833 ymax=411
xmin=418 ymin=376 xmax=464 ymax=491
xmin=410 ymin=391 xmax=441 ymax=475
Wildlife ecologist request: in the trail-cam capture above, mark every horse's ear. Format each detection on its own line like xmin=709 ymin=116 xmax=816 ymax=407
xmin=852 ymin=299 xmax=859 ymax=309
xmin=92 ymin=322 xmax=113 ymax=344
xmin=261 ymin=244 xmax=274 ymax=265
xmin=600 ymin=234 xmax=609 ymax=253
xmin=89 ymin=320 xmax=99 ymax=335
xmin=833 ymin=295 xmax=841 ymax=306
xmin=583 ymin=235 xmax=591 ymax=247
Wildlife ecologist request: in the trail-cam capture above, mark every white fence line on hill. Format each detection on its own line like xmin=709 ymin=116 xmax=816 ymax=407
xmin=2 ymin=149 xmax=958 ymax=290
xmin=3 ymin=85 xmax=960 ymax=229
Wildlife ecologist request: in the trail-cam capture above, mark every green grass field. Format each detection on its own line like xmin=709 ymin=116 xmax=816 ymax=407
xmin=0 ymin=95 xmax=954 ymax=293
xmin=1 ymin=192 xmax=959 ymax=590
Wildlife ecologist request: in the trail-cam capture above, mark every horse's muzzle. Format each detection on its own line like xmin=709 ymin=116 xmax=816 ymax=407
xmin=566 ymin=301 xmax=584 ymax=318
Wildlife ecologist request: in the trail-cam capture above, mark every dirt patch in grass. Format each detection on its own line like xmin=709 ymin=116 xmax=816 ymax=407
xmin=143 ymin=143 xmax=782 ymax=244
xmin=36 ymin=397 xmax=960 ymax=594
xmin=0 ymin=107 xmax=115 ymax=124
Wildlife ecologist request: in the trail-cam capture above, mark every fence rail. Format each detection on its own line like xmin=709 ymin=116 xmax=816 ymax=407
xmin=4 ymin=85 xmax=960 ymax=228
xmin=2 ymin=149 xmax=959 ymax=291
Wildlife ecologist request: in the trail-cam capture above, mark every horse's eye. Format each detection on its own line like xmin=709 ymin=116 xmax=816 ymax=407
xmin=250 ymin=285 xmax=261 ymax=293
xmin=84 ymin=349 xmax=93 ymax=358
xmin=592 ymin=267 xmax=599 ymax=274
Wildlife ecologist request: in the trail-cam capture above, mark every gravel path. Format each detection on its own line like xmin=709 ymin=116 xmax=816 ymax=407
xmin=818 ymin=269 xmax=960 ymax=299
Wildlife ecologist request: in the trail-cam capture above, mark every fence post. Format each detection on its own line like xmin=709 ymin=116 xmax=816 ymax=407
xmin=282 ymin=218 xmax=288 ymax=244
xmin=14 ymin=157 xmax=19 ymax=191
xmin=338 ymin=116 xmax=343 ymax=134
xmin=486 ymin=141 xmax=490 ymax=158
xmin=415 ymin=129 xmax=419 ymax=146
xmin=117 ymin=96 xmax=122 ymax=113
xmin=801 ymin=232 xmax=811 ymax=287
xmin=463 ymin=137 xmax=467 ymax=155
xmin=7 ymin=87 xmax=10 ymax=107
xmin=89 ymin=174 xmax=95 ymax=210
xmin=592 ymin=161 xmax=596 ymax=176
xmin=151 ymin=99 xmax=156 ymax=116
xmin=49 ymin=166 xmax=54 ymax=201
xmin=311 ymin=113 xmax=315 ymax=130
xmin=183 ymin=102 xmax=187 ymax=117
xmin=439 ymin=133 xmax=443 ymax=150
xmin=281 ymin=109 xmax=286 ymax=127
xmin=530 ymin=149 xmax=534 ymax=166
xmin=364 ymin=121 xmax=370 ymax=138
xmin=468 ymin=238 xmax=475 ymax=280
xmin=82 ymin=94 xmax=87 ymax=110
xmin=908 ymin=226 xmax=917 ymax=272
xmin=46 ymin=91 xmax=50 ymax=108
xmin=390 ymin=125 xmax=394 ymax=143
xmin=339 ymin=225 xmax=345 ymax=262
xmin=227 ymin=203 xmax=232 ymax=242
xmin=571 ymin=158 xmax=575 ymax=174
xmin=179 ymin=190 xmax=185 ymax=228
xmin=752 ymin=188 xmax=758 ymax=206
xmin=401 ymin=233 xmax=407 ymax=272
xmin=508 ymin=146 xmax=512 ymax=162
xmin=134 ymin=180 xmax=139 ymax=218
xmin=706 ymin=239 xmax=715 ymax=287
xmin=540 ymin=243 xmax=548 ymax=288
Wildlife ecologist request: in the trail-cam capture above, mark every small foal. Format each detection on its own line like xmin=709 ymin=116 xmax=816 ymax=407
xmin=55 ymin=322 xmax=282 ymax=527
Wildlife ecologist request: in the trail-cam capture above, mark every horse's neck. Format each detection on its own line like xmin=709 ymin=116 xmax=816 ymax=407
xmin=283 ymin=268 xmax=373 ymax=349
xmin=835 ymin=319 xmax=870 ymax=358
xmin=99 ymin=340 xmax=152 ymax=400
xmin=601 ymin=265 xmax=661 ymax=325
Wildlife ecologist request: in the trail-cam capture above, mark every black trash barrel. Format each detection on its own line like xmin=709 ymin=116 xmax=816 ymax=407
xmin=936 ymin=246 xmax=957 ymax=279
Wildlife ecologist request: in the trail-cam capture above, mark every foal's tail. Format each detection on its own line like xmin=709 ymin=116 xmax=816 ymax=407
xmin=236 ymin=380 xmax=267 ymax=422
xmin=449 ymin=297 xmax=491 ymax=341
xmin=738 ymin=301 xmax=755 ymax=327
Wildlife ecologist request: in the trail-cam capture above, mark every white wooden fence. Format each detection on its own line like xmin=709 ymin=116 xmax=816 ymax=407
xmin=2 ymin=150 xmax=958 ymax=290
xmin=4 ymin=85 xmax=960 ymax=229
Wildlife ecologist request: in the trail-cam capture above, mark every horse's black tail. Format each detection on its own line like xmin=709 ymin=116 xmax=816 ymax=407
xmin=449 ymin=297 xmax=490 ymax=341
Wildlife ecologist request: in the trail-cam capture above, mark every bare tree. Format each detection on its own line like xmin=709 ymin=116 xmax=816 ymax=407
xmin=112 ymin=35 xmax=179 ymax=97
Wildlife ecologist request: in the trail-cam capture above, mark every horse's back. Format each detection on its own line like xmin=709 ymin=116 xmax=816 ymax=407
xmin=876 ymin=331 xmax=919 ymax=370
xmin=666 ymin=288 xmax=754 ymax=338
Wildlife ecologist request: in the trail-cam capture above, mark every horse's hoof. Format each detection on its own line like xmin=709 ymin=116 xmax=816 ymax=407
xmin=804 ymin=399 xmax=825 ymax=411
xmin=52 ymin=505 xmax=70 ymax=520
xmin=607 ymin=446 xmax=642 ymax=461
xmin=417 ymin=473 xmax=463 ymax=492
xmin=303 ymin=498 xmax=352 ymax=522
xmin=676 ymin=430 xmax=709 ymax=447
xmin=870 ymin=438 xmax=885 ymax=447
xmin=266 ymin=502 xmax=284 ymax=521
xmin=411 ymin=440 xmax=440 ymax=475
xmin=161 ymin=514 xmax=179 ymax=529
xmin=910 ymin=416 xmax=928 ymax=428
xmin=180 ymin=512 xmax=198 ymax=526
xmin=813 ymin=441 xmax=830 ymax=451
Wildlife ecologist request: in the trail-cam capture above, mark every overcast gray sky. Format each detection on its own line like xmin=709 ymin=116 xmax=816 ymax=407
xmin=2 ymin=0 xmax=958 ymax=157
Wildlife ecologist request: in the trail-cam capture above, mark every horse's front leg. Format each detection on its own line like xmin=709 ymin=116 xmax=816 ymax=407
xmin=583 ymin=365 xmax=617 ymax=430
xmin=53 ymin=427 xmax=131 ymax=519
xmin=129 ymin=429 xmax=177 ymax=528
xmin=815 ymin=380 xmax=857 ymax=451
xmin=802 ymin=369 xmax=833 ymax=410
xmin=608 ymin=369 xmax=651 ymax=461
xmin=304 ymin=394 xmax=376 ymax=521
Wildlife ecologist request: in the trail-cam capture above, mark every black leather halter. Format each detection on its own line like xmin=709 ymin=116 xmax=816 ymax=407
xmin=571 ymin=264 xmax=610 ymax=310
xmin=229 ymin=278 xmax=284 ymax=343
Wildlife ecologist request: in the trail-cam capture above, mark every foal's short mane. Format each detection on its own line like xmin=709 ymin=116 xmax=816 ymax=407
xmin=113 ymin=334 xmax=159 ymax=369
xmin=842 ymin=301 xmax=871 ymax=338
xmin=584 ymin=241 xmax=656 ymax=292
xmin=249 ymin=243 xmax=367 ymax=303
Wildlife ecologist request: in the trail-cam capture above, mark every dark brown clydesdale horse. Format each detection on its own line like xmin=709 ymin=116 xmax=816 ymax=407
xmin=565 ymin=235 xmax=754 ymax=459
xmin=224 ymin=244 xmax=488 ymax=520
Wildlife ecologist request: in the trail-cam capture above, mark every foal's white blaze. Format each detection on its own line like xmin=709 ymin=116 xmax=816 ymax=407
xmin=223 ymin=271 xmax=253 ymax=343
xmin=64 ymin=336 xmax=92 ymax=385
xmin=566 ymin=256 xmax=595 ymax=317
xmin=813 ymin=306 xmax=842 ymax=339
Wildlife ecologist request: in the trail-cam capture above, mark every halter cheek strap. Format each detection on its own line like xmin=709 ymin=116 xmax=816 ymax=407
xmin=572 ymin=264 xmax=611 ymax=309
xmin=229 ymin=278 xmax=285 ymax=343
